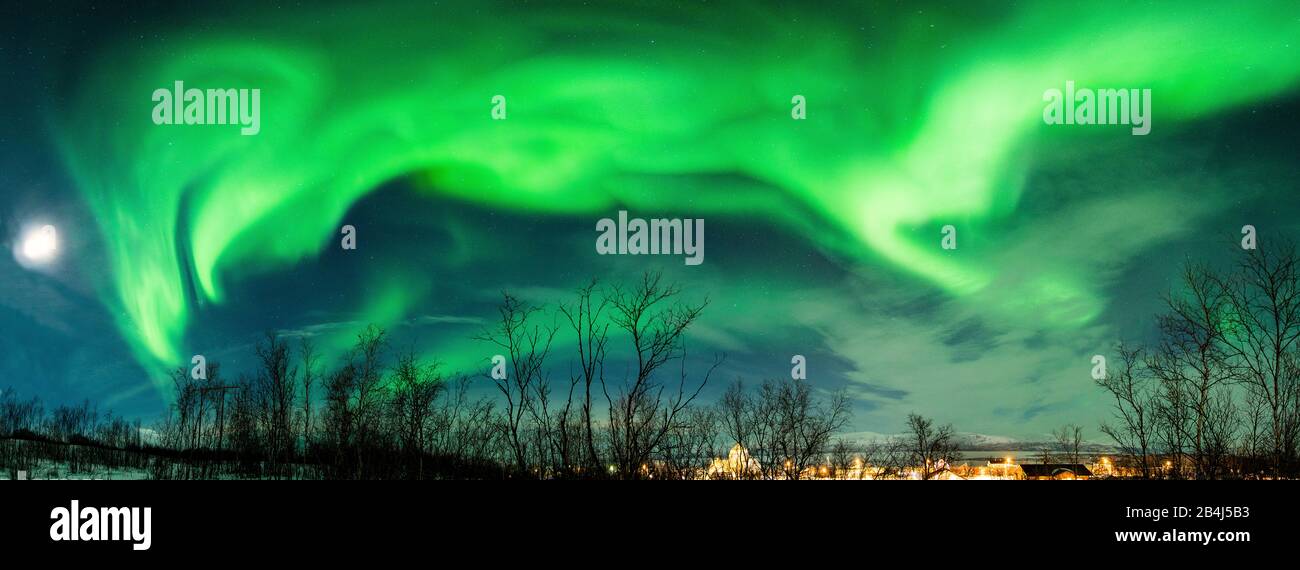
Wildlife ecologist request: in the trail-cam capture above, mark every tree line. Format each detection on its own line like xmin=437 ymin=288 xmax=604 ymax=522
xmin=3 ymin=271 xmax=862 ymax=479
xmin=11 ymin=239 xmax=1298 ymax=481
xmin=1096 ymin=241 xmax=1300 ymax=479
xmin=1 ymin=390 xmax=146 ymax=478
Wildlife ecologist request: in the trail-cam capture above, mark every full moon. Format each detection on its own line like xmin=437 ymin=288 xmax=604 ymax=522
xmin=21 ymin=224 xmax=58 ymax=263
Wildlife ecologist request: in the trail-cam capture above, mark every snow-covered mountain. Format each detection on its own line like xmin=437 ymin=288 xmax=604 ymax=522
xmin=836 ymin=431 xmax=1117 ymax=452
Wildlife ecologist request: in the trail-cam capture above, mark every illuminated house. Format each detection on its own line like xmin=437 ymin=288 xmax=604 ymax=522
xmin=1018 ymin=463 xmax=1093 ymax=480
xmin=963 ymin=459 xmax=1023 ymax=480
xmin=706 ymin=443 xmax=762 ymax=479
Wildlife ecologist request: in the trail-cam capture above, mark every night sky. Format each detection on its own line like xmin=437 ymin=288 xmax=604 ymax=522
xmin=2 ymin=0 xmax=1299 ymax=441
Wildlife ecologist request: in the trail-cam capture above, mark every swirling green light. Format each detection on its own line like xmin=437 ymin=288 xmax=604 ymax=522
xmin=53 ymin=1 xmax=1300 ymax=389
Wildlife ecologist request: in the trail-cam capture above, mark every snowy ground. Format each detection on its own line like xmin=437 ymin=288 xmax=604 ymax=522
xmin=1 ymin=460 xmax=151 ymax=480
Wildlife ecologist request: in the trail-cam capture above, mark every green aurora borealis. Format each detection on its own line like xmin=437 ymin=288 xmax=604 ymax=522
xmin=5 ymin=0 xmax=1300 ymax=438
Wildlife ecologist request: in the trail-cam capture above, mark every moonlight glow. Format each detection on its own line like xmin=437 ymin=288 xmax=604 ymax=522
xmin=18 ymin=224 xmax=58 ymax=264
